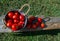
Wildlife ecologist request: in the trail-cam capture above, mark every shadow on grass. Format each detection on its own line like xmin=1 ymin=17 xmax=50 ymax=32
xmin=13 ymin=29 xmax=60 ymax=36
xmin=13 ymin=19 xmax=60 ymax=36
xmin=3 ymin=17 xmax=59 ymax=36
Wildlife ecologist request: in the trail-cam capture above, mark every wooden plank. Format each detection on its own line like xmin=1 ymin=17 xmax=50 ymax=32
xmin=0 ymin=17 xmax=60 ymax=32
xmin=43 ymin=17 xmax=60 ymax=30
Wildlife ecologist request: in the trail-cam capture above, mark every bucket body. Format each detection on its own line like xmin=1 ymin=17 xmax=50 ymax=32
xmin=3 ymin=10 xmax=28 ymax=32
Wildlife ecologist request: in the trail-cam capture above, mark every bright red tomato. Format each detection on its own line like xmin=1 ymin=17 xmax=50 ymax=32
xmin=18 ymin=21 xmax=24 ymax=26
xmin=14 ymin=11 xmax=20 ymax=16
xmin=14 ymin=19 xmax=19 ymax=23
xmin=19 ymin=15 xmax=25 ymax=21
xmin=40 ymin=23 xmax=45 ymax=28
xmin=32 ymin=24 xmax=37 ymax=29
xmin=8 ymin=11 xmax=14 ymax=18
xmin=38 ymin=18 xmax=42 ymax=23
xmin=13 ymin=15 xmax=18 ymax=19
xmin=6 ymin=22 xmax=12 ymax=27
xmin=11 ymin=24 xmax=18 ymax=31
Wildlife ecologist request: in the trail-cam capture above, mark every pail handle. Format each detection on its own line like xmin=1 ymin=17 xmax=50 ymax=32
xmin=19 ymin=4 xmax=30 ymax=15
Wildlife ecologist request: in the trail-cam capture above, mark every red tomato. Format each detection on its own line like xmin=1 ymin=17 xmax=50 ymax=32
xmin=18 ymin=25 xmax=23 ymax=29
xmin=14 ymin=19 xmax=19 ymax=23
xmin=40 ymin=23 xmax=45 ymax=28
xmin=29 ymin=16 xmax=35 ymax=21
xmin=13 ymin=15 xmax=18 ymax=19
xmin=38 ymin=18 xmax=42 ymax=23
xmin=18 ymin=21 xmax=24 ymax=26
xmin=35 ymin=22 xmax=39 ymax=26
xmin=19 ymin=15 xmax=25 ymax=21
xmin=6 ymin=22 xmax=12 ymax=27
xmin=8 ymin=11 xmax=14 ymax=18
xmin=7 ymin=19 xmax=13 ymax=23
xmin=32 ymin=24 xmax=37 ymax=29
xmin=11 ymin=24 xmax=18 ymax=31
xmin=14 ymin=11 xmax=20 ymax=16
xmin=26 ymin=24 xmax=31 ymax=29
xmin=28 ymin=19 xmax=32 ymax=23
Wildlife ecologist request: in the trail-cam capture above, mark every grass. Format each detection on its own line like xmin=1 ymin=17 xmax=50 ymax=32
xmin=0 ymin=0 xmax=60 ymax=41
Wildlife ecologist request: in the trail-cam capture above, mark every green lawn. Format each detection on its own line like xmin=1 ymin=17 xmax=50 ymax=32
xmin=0 ymin=0 xmax=60 ymax=41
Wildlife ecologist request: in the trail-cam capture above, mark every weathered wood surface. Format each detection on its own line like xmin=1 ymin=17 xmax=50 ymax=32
xmin=43 ymin=17 xmax=60 ymax=30
xmin=0 ymin=15 xmax=60 ymax=32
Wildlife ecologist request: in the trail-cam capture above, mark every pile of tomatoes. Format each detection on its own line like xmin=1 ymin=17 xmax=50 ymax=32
xmin=5 ymin=11 xmax=45 ymax=31
xmin=26 ymin=16 xmax=45 ymax=29
xmin=5 ymin=11 xmax=25 ymax=31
